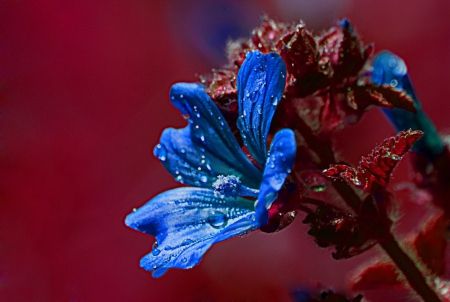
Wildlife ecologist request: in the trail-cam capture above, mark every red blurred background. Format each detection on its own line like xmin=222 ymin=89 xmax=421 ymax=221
xmin=1 ymin=1 xmax=449 ymax=301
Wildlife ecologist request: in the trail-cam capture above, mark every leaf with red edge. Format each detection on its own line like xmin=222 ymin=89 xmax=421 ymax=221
xmin=414 ymin=213 xmax=447 ymax=275
xmin=351 ymin=262 xmax=403 ymax=291
xmin=323 ymin=130 xmax=423 ymax=192
xmin=351 ymin=83 xmax=416 ymax=113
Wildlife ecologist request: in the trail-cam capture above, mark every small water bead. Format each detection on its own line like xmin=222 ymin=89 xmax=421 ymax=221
xmin=154 ymin=144 xmax=167 ymax=161
xmin=181 ymin=257 xmax=188 ymax=263
xmin=352 ymin=178 xmax=362 ymax=186
xmin=164 ymin=245 xmax=173 ymax=251
xmin=181 ymin=239 xmax=194 ymax=246
xmin=194 ymin=125 xmax=205 ymax=142
xmin=391 ymin=154 xmax=401 ymax=160
xmin=180 ymin=148 xmax=186 ymax=154
xmin=388 ymin=58 xmax=397 ymax=68
xmin=152 ymin=248 xmax=161 ymax=256
xmin=257 ymin=105 xmax=262 ymax=115
xmin=390 ymin=79 xmax=398 ymax=87
xmin=271 ymin=95 xmax=278 ymax=106
xmin=207 ymin=211 xmax=228 ymax=229
xmin=152 ymin=241 xmax=159 ymax=249
xmin=198 ymin=171 xmax=208 ymax=183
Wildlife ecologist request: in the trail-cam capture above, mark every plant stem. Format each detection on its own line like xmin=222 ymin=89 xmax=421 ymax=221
xmin=293 ymin=113 xmax=441 ymax=301
xmin=379 ymin=232 xmax=441 ymax=302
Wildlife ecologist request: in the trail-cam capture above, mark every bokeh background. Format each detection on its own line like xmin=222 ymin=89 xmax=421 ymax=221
xmin=2 ymin=0 xmax=450 ymax=301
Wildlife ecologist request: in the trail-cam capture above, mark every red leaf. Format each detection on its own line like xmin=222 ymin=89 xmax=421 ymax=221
xmin=352 ymin=83 xmax=417 ymax=113
xmin=351 ymin=262 xmax=403 ymax=291
xmin=414 ymin=214 xmax=447 ymax=275
xmin=323 ymin=130 xmax=423 ymax=192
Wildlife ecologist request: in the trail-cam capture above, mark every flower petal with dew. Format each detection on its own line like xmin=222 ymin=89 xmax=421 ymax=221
xmin=371 ymin=51 xmax=444 ymax=159
xmin=125 ymin=50 xmax=296 ymax=277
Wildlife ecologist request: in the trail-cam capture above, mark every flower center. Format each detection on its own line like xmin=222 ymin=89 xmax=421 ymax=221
xmin=212 ymin=175 xmax=259 ymax=198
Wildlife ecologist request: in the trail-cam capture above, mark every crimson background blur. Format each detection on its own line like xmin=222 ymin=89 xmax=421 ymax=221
xmin=2 ymin=1 xmax=450 ymax=301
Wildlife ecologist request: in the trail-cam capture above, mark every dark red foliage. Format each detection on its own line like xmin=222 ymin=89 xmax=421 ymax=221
xmin=414 ymin=214 xmax=447 ymax=275
xmin=323 ymin=130 xmax=423 ymax=193
xmin=302 ymin=203 xmax=377 ymax=259
xmin=201 ymin=17 xmax=416 ymax=141
xmin=351 ymin=262 xmax=403 ymax=291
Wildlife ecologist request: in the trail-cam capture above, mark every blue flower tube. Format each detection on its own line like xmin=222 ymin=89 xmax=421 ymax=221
xmin=371 ymin=51 xmax=444 ymax=160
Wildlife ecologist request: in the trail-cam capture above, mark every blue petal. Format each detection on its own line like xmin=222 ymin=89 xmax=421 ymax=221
xmin=255 ymin=129 xmax=296 ymax=226
xmin=371 ymin=51 xmax=444 ymax=159
xmin=125 ymin=187 xmax=258 ymax=277
xmin=237 ymin=50 xmax=287 ymax=168
xmin=159 ymin=83 xmax=262 ymax=188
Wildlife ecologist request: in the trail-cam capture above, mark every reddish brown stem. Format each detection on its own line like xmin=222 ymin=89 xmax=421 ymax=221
xmin=294 ymin=113 xmax=441 ymax=301
xmin=379 ymin=233 xmax=441 ymax=302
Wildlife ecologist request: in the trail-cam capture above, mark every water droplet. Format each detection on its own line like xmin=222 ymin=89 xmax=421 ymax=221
xmin=181 ymin=239 xmax=194 ymax=246
xmin=164 ymin=245 xmax=172 ymax=251
xmin=391 ymin=154 xmax=401 ymax=160
xmin=311 ymin=185 xmax=326 ymax=192
xmin=207 ymin=211 xmax=228 ymax=229
xmin=388 ymin=59 xmax=397 ymax=68
xmin=154 ymin=144 xmax=167 ymax=161
xmin=181 ymin=257 xmax=188 ymax=263
xmin=257 ymin=105 xmax=262 ymax=114
xmin=176 ymin=175 xmax=184 ymax=183
xmin=132 ymin=208 xmax=137 ymax=212
xmin=180 ymin=148 xmax=186 ymax=154
xmin=352 ymin=178 xmax=362 ymax=186
xmin=271 ymin=95 xmax=278 ymax=106
xmin=198 ymin=171 xmax=208 ymax=183
xmin=152 ymin=248 xmax=161 ymax=256
xmin=390 ymin=79 xmax=398 ymax=87
xmin=152 ymin=242 xmax=158 ymax=249
xmin=194 ymin=125 xmax=205 ymax=142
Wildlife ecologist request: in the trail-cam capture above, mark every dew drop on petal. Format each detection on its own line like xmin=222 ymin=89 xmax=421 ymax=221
xmin=154 ymin=144 xmax=167 ymax=161
xmin=207 ymin=211 xmax=228 ymax=229
xmin=388 ymin=59 xmax=397 ymax=68
xmin=198 ymin=171 xmax=208 ymax=183
xmin=152 ymin=241 xmax=158 ymax=249
xmin=152 ymin=248 xmax=161 ymax=256
xmin=181 ymin=239 xmax=194 ymax=246
xmin=194 ymin=125 xmax=206 ymax=142
xmin=390 ymin=79 xmax=398 ymax=87
xmin=181 ymin=257 xmax=188 ymax=263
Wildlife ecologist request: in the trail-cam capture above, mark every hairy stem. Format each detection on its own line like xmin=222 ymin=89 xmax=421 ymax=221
xmin=379 ymin=233 xmax=441 ymax=302
xmin=293 ymin=112 xmax=440 ymax=301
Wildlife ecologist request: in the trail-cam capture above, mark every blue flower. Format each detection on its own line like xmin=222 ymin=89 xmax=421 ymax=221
xmin=125 ymin=50 xmax=296 ymax=277
xmin=371 ymin=51 xmax=444 ymax=160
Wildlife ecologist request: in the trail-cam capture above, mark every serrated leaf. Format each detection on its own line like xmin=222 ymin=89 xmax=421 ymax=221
xmin=323 ymin=130 xmax=423 ymax=192
xmin=352 ymin=83 xmax=416 ymax=113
